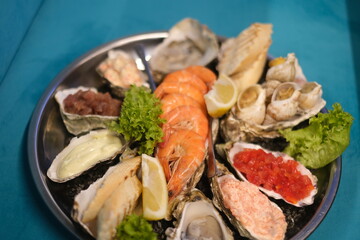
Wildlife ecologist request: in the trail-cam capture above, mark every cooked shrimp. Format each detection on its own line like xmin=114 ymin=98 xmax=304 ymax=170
xmin=185 ymin=65 xmax=217 ymax=89
xmin=161 ymin=105 xmax=208 ymax=139
xmin=160 ymin=93 xmax=207 ymax=116
xmin=156 ymin=129 xmax=206 ymax=199
xmin=163 ymin=70 xmax=208 ymax=94
xmin=154 ymin=81 xmax=205 ymax=106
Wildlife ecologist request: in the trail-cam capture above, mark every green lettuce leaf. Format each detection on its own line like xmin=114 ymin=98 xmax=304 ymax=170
xmin=280 ymin=103 xmax=353 ymax=169
xmin=115 ymin=214 xmax=157 ymax=240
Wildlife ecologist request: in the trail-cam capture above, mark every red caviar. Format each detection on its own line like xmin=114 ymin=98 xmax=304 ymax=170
xmin=233 ymin=148 xmax=314 ymax=204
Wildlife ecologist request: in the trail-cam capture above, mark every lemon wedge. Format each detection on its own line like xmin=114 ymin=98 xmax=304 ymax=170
xmin=204 ymin=74 xmax=238 ymax=118
xmin=141 ymin=154 xmax=168 ymax=220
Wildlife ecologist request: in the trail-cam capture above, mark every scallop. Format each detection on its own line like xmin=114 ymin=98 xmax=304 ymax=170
xmin=235 ymin=84 xmax=266 ymax=124
xmin=55 ymin=86 xmax=120 ymax=135
xmin=149 ymin=18 xmax=219 ymax=78
xmin=211 ymin=161 xmax=287 ymax=240
xmin=47 ymin=129 xmax=126 ymax=183
xmin=217 ymin=141 xmax=318 ymax=207
xmin=166 ymin=188 xmax=234 ymax=240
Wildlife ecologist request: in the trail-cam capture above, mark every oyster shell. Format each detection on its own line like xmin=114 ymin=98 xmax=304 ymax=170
xmin=235 ymin=84 xmax=266 ymax=124
xmin=72 ymin=157 xmax=141 ymax=237
xmin=47 ymin=129 xmax=126 ymax=183
xmin=211 ymin=161 xmax=287 ymax=240
xmin=166 ymin=188 xmax=234 ymax=240
xmin=217 ymin=141 xmax=318 ymax=207
xmin=97 ymin=50 xmax=148 ymax=97
xmin=55 ymin=86 xmax=119 ymax=135
xmin=150 ymin=18 xmax=219 ymax=78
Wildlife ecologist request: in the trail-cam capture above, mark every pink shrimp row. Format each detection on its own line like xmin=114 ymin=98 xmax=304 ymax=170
xmin=155 ymin=66 xmax=216 ymax=201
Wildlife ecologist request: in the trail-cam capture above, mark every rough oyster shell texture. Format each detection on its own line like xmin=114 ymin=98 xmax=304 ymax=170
xmin=221 ymin=53 xmax=326 ymax=142
xmin=211 ymin=161 xmax=287 ymax=240
xmin=149 ymin=18 xmax=219 ymax=78
xmin=166 ymin=188 xmax=234 ymax=240
xmin=55 ymin=86 xmax=119 ymax=135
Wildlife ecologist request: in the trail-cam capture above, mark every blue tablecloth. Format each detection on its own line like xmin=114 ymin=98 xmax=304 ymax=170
xmin=1 ymin=0 xmax=359 ymax=239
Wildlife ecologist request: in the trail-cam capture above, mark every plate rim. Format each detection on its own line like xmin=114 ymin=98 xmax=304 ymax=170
xmin=27 ymin=31 xmax=342 ymax=240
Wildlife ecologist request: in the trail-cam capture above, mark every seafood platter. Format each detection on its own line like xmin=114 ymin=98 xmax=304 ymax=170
xmin=28 ymin=18 xmax=353 ymax=240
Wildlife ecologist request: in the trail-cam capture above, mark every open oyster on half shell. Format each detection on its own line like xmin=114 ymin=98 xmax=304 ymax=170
xmin=55 ymin=86 xmax=121 ymax=135
xmin=47 ymin=129 xmax=126 ymax=183
xmin=97 ymin=50 xmax=148 ymax=97
xmin=166 ymin=188 xmax=234 ymax=240
xmin=211 ymin=161 xmax=287 ymax=240
xmin=150 ymin=18 xmax=219 ymax=81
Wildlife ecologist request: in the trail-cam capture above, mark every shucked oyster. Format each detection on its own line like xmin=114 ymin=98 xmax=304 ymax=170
xmin=217 ymin=141 xmax=318 ymax=207
xmin=211 ymin=161 xmax=287 ymax=240
xmin=150 ymin=18 xmax=219 ymax=79
xmin=166 ymin=188 xmax=234 ymax=240
xmin=97 ymin=50 xmax=148 ymax=97
xmin=55 ymin=86 xmax=120 ymax=135
xmin=47 ymin=129 xmax=126 ymax=183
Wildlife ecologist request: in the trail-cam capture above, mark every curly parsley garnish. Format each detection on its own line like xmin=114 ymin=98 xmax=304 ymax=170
xmin=115 ymin=214 xmax=157 ymax=240
xmin=109 ymin=85 xmax=164 ymax=155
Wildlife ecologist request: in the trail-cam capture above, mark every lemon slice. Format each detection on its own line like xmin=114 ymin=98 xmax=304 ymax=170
xmin=204 ymin=74 xmax=238 ymax=118
xmin=141 ymin=154 xmax=168 ymax=220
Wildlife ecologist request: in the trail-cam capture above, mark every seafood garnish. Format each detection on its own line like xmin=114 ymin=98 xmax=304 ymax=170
xmin=166 ymin=188 xmax=234 ymax=240
xmin=219 ymin=141 xmax=318 ymax=207
xmin=211 ymin=161 xmax=287 ymax=240
xmin=150 ymin=18 xmax=219 ymax=78
xmin=47 ymin=129 xmax=126 ymax=183
xmin=97 ymin=50 xmax=148 ymax=97
xmin=55 ymin=86 xmax=120 ymax=135
xmin=217 ymin=23 xmax=273 ymax=93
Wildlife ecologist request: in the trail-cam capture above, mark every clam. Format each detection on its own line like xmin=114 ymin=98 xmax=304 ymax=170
xmin=72 ymin=157 xmax=141 ymax=237
xmin=149 ymin=18 xmax=219 ymax=79
xmin=55 ymin=86 xmax=120 ymax=135
xmin=47 ymin=129 xmax=126 ymax=183
xmin=166 ymin=188 xmax=234 ymax=240
xmin=211 ymin=161 xmax=287 ymax=240
xmin=266 ymin=82 xmax=301 ymax=121
xmin=97 ymin=50 xmax=148 ymax=97
xmin=235 ymin=84 xmax=266 ymax=124
xmin=217 ymin=141 xmax=318 ymax=207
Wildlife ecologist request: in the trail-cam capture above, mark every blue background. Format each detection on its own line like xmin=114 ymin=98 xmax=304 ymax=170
xmin=0 ymin=0 xmax=359 ymax=239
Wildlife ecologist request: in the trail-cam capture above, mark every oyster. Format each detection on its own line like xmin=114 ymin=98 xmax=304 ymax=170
xmin=97 ymin=50 xmax=148 ymax=97
xmin=235 ymin=84 xmax=266 ymax=124
xmin=72 ymin=157 xmax=141 ymax=237
xmin=55 ymin=86 xmax=120 ymax=135
xmin=47 ymin=129 xmax=126 ymax=183
xmin=150 ymin=18 xmax=219 ymax=78
xmin=166 ymin=188 xmax=234 ymax=240
xmin=211 ymin=161 xmax=287 ymax=240
xmin=217 ymin=141 xmax=318 ymax=207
